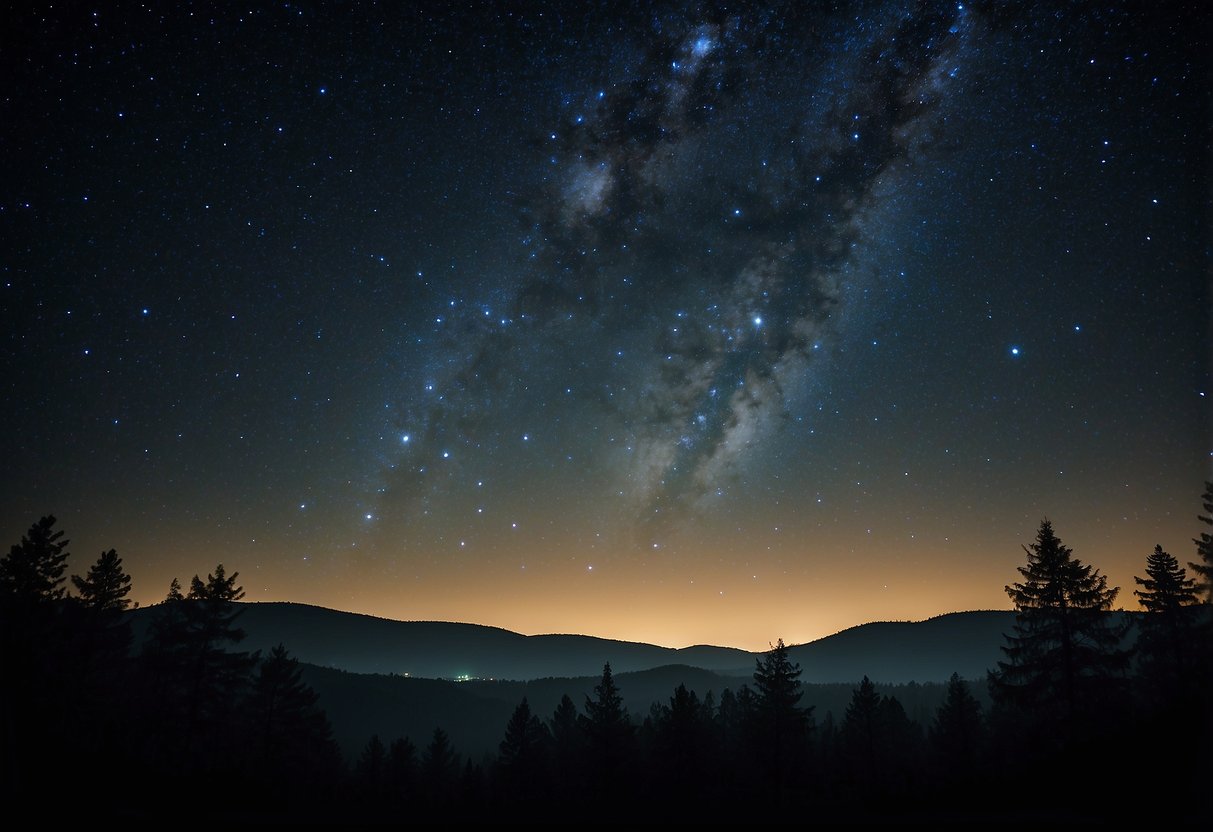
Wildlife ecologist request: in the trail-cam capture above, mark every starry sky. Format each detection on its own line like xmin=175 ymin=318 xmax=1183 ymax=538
xmin=3 ymin=1 xmax=1208 ymax=650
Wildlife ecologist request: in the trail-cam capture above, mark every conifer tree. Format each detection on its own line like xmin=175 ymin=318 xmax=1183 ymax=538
xmin=1190 ymin=481 xmax=1213 ymax=602
xmin=141 ymin=565 xmax=257 ymax=765
xmin=183 ymin=564 xmax=257 ymax=683
xmin=840 ymin=675 xmax=882 ymax=779
xmin=649 ymin=683 xmax=713 ymax=798
xmin=751 ymin=639 xmax=812 ymax=792
xmin=248 ymin=644 xmax=337 ymax=780
xmin=141 ymin=578 xmax=188 ymax=674
xmin=67 ymin=548 xmax=135 ymax=698
xmin=72 ymin=549 xmax=133 ymax=611
xmin=580 ymin=663 xmax=634 ymax=793
xmin=929 ymin=672 xmax=984 ymax=778
xmin=548 ymin=693 xmax=582 ymax=799
xmin=0 ymin=517 xmax=74 ymax=803
xmin=990 ymin=519 xmax=1129 ymax=736
xmin=1136 ymin=545 xmax=1199 ymax=613
xmin=1133 ymin=545 xmax=1203 ymax=695
xmin=498 ymin=696 xmax=550 ymax=798
xmin=0 ymin=515 xmax=70 ymax=604
xmin=839 ymin=676 xmax=920 ymax=799
xmin=714 ymin=686 xmax=747 ymax=767
xmin=422 ymin=727 xmax=460 ymax=808
xmin=549 ymin=692 xmax=580 ymax=752
xmin=357 ymin=734 xmax=388 ymax=793
xmin=582 ymin=662 xmax=628 ymax=734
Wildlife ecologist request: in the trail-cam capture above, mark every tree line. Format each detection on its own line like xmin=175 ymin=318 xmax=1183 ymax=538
xmin=1 ymin=482 xmax=1210 ymax=822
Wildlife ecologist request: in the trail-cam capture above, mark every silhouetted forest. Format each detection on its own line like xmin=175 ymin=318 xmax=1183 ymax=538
xmin=2 ymin=486 xmax=1211 ymax=823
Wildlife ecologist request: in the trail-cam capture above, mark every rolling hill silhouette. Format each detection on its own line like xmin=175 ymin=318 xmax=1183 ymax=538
xmin=127 ymin=601 xmax=1024 ymax=682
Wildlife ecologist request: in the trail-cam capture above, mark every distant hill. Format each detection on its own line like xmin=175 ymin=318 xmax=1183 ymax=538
xmin=126 ymin=601 xmax=755 ymax=679
xmin=787 ymin=610 xmax=1020 ymax=683
xmin=126 ymin=602 xmax=1058 ymax=684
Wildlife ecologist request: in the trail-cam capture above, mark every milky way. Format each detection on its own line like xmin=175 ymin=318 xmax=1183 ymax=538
xmin=382 ymin=2 xmax=978 ymax=542
xmin=4 ymin=0 xmax=1205 ymax=646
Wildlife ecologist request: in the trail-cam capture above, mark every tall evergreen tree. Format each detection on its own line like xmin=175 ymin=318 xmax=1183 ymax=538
xmin=651 ymin=683 xmax=713 ymax=797
xmin=751 ymin=639 xmax=812 ymax=793
xmin=71 ymin=548 xmax=133 ymax=611
xmin=580 ymin=663 xmax=634 ymax=794
xmin=66 ymin=549 xmax=135 ymax=700
xmin=498 ymin=697 xmax=550 ymax=799
xmin=1190 ymin=481 xmax=1213 ymax=602
xmin=990 ymin=519 xmax=1129 ymax=738
xmin=0 ymin=515 xmax=77 ymax=797
xmin=183 ymin=564 xmax=256 ymax=672
xmin=1135 ymin=545 xmax=1199 ymax=613
xmin=840 ymin=675 xmax=882 ymax=784
xmin=0 ymin=515 xmax=70 ymax=604
xmin=141 ymin=565 xmax=258 ymax=766
xmin=247 ymin=644 xmax=337 ymax=783
xmin=550 ymin=693 xmax=580 ymax=745
xmin=715 ymin=686 xmax=747 ymax=748
xmin=1133 ymin=546 xmax=1204 ymax=695
xmin=838 ymin=676 xmax=920 ymax=800
xmin=422 ymin=727 xmax=460 ymax=808
xmin=141 ymin=578 xmax=188 ymax=676
xmin=713 ymin=685 xmax=757 ymax=794
xmin=0 ymin=519 xmax=115 ymax=819
xmin=189 ymin=562 xmax=245 ymax=603
xmin=582 ymin=662 xmax=629 ymax=732
xmin=548 ymin=693 xmax=582 ymax=799
xmin=356 ymin=734 xmax=388 ymax=794
xmin=929 ymin=673 xmax=984 ymax=786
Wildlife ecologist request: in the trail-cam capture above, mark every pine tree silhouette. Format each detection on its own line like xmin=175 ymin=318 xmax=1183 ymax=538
xmin=1189 ymin=481 xmax=1213 ymax=602
xmin=990 ymin=519 xmax=1129 ymax=742
xmin=357 ymin=734 xmax=388 ymax=796
xmin=651 ymin=683 xmax=713 ymax=799
xmin=0 ymin=516 xmax=76 ymax=807
xmin=71 ymin=549 xmax=133 ymax=611
xmin=549 ymin=693 xmax=582 ymax=801
xmin=0 ymin=515 xmax=70 ymax=604
xmin=248 ymin=643 xmax=338 ymax=785
xmin=498 ymin=697 xmax=551 ymax=801
xmin=580 ymin=663 xmax=634 ymax=796
xmin=140 ymin=565 xmax=258 ymax=768
xmin=751 ymin=639 xmax=812 ymax=797
xmin=929 ymin=672 xmax=984 ymax=786
xmin=422 ymin=727 xmax=460 ymax=809
xmin=66 ymin=548 xmax=135 ymax=732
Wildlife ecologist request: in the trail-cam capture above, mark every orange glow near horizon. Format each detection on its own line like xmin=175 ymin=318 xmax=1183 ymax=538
xmin=121 ymin=504 xmax=1193 ymax=652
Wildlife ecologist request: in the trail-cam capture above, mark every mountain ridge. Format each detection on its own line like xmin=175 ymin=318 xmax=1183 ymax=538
xmin=127 ymin=600 xmax=1038 ymax=683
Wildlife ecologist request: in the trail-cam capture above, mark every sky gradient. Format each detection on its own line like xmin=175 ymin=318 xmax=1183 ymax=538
xmin=3 ymin=1 xmax=1208 ymax=650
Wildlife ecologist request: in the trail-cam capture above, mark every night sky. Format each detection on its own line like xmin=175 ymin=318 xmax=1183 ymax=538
xmin=3 ymin=1 xmax=1208 ymax=650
